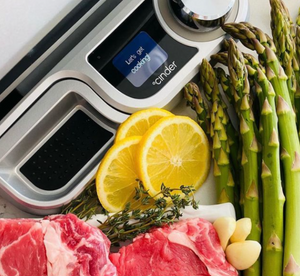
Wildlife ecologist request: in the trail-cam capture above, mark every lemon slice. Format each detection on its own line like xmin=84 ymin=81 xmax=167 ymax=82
xmin=137 ymin=116 xmax=210 ymax=196
xmin=115 ymin=108 xmax=173 ymax=142
xmin=96 ymin=136 xmax=141 ymax=212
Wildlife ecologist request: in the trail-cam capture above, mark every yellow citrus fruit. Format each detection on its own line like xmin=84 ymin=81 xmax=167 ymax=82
xmin=136 ymin=116 xmax=210 ymax=196
xmin=115 ymin=108 xmax=173 ymax=142
xmin=96 ymin=136 xmax=141 ymax=212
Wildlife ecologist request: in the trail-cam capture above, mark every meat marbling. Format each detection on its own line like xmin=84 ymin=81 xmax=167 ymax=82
xmin=0 ymin=214 xmax=238 ymax=276
xmin=110 ymin=218 xmax=238 ymax=276
xmin=0 ymin=214 xmax=117 ymax=276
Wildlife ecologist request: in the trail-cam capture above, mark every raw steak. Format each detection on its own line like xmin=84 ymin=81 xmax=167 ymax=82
xmin=110 ymin=218 xmax=238 ymax=276
xmin=0 ymin=214 xmax=117 ymax=276
xmin=0 ymin=218 xmax=47 ymax=276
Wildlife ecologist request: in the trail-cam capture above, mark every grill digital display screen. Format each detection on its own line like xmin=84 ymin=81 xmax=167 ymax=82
xmin=88 ymin=0 xmax=198 ymax=99
xmin=112 ymin=32 xmax=168 ymax=87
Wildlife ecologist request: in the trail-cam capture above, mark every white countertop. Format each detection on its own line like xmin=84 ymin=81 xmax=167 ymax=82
xmin=0 ymin=0 xmax=299 ymax=218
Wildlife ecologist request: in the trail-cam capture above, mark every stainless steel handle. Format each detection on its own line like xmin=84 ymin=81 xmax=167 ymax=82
xmin=169 ymin=0 xmax=236 ymax=32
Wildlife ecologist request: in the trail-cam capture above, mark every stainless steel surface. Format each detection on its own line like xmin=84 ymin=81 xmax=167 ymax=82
xmin=0 ymin=0 xmax=118 ymax=103
xmin=0 ymin=0 xmax=132 ymax=137
xmin=0 ymin=0 xmax=248 ymax=215
xmin=0 ymin=0 xmax=248 ymax=138
xmin=170 ymin=0 xmax=235 ymax=32
xmin=181 ymin=0 xmax=235 ymax=20
xmin=158 ymin=0 xmax=244 ymax=42
xmin=0 ymin=0 xmax=81 ymax=80
xmin=0 ymin=80 xmax=119 ymax=215
xmin=0 ymin=70 xmax=128 ymax=137
xmin=7 ymin=0 xmax=246 ymax=119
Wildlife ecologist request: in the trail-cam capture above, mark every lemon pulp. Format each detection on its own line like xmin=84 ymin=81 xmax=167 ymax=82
xmin=137 ymin=116 xmax=210 ymax=196
xmin=96 ymin=136 xmax=141 ymax=212
xmin=115 ymin=108 xmax=173 ymax=142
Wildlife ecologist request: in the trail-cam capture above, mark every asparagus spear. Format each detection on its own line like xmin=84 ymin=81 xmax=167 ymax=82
xmin=270 ymin=0 xmax=297 ymax=118
xmin=211 ymin=100 xmax=235 ymax=204
xmin=212 ymin=52 xmax=264 ymax=120
xmin=211 ymin=52 xmax=265 ymax=74
xmin=183 ymin=82 xmax=211 ymax=137
xmin=242 ymin=22 xmax=277 ymax=53
xmin=270 ymin=0 xmax=295 ymax=68
xmin=215 ymin=67 xmax=236 ymax=108
xmin=202 ymin=54 xmax=243 ymax=116
xmin=208 ymin=54 xmax=241 ymax=115
xmin=183 ymin=79 xmax=241 ymax=211
xmin=199 ymin=60 xmax=237 ymax=205
xmin=227 ymin=39 xmax=261 ymax=276
xmin=209 ymin=52 xmax=262 ymax=217
xmin=200 ymin=59 xmax=226 ymax=105
xmin=271 ymin=0 xmax=295 ymax=39
xmin=244 ymin=53 xmax=266 ymax=73
xmin=211 ymin=52 xmax=229 ymax=67
xmin=295 ymin=10 xmax=300 ymax=135
xmin=247 ymin=60 xmax=285 ymax=276
xmin=296 ymin=9 xmax=300 ymax=63
xmin=215 ymin=67 xmax=241 ymax=172
xmin=223 ymin=22 xmax=300 ymax=276
xmin=215 ymin=67 xmax=245 ymax=215
xmin=297 ymin=8 xmax=300 ymax=28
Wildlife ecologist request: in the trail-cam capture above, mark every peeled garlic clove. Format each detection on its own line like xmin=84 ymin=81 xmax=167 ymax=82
xmin=225 ymin=241 xmax=261 ymax=270
xmin=213 ymin=217 xmax=236 ymax=250
xmin=230 ymin=218 xmax=252 ymax=243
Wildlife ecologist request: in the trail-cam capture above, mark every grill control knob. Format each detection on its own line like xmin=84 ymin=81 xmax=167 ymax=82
xmin=169 ymin=0 xmax=235 ymax=32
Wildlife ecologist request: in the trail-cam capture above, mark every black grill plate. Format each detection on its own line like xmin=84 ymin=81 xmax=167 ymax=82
xmin=20 ymin=110 xmax=113 ymax=190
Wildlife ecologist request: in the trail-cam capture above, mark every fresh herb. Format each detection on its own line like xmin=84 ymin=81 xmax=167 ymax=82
xmin=98 ymin=182 xmax=198 ymax=246
xmin=61 ymin=179 xmax=105 ymax=220
xmin=62 ymin=180 xmax=198 ymax=246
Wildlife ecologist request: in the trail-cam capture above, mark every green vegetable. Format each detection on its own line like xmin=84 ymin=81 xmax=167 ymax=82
xmin=63 ymin=181 xmax=198 ymax=246
xmin=62 ymin=179 xmax=104 ymax=220
xmin=215 ymin=67 xmax=236 ymax=112
xmin=227 ymin=39 xmax=261 ymax=276
xmin=211 ymin=52 xmax=229 ymax=66
xmin=296 ymin=9 xmax=300 ymax=63
xmin=98 ymin=183 xmax=197 ymax=246
xmin=223 ymin=22 xmax=300 ymax=276
xmin=215 ymin=67 xmax=241 ymax=176
xmin=270 ymin=0 xmax=297 ymax=125
xmin=199 ymin=59 xmax=241 ymax=213
xmin=295 ymin=9 xmax=300 ymax=135
xmin=211 ymin=99 xmax=235 ymax=204
xmin=183 ymin=82 xmax=210 ymax=136
xmin=247 ymin=58 xmax=285 ymax=276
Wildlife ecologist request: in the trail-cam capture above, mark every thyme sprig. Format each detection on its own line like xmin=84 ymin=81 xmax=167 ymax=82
xmin=61 ymin=179 xmax=105 ymax=220
xmin=62 ymin=180 xmax=198 ymax=246
xmin=98 ymin=182 xmax=198 ymax=246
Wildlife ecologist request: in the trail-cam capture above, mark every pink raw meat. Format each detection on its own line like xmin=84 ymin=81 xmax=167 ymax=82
xmin=0 ymin=219 xmax=47 ymax=276
xmin=110 ymin=218 xmax=238 ymax=276
xmin=0 ymin=214 xmax=117 ymax=276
